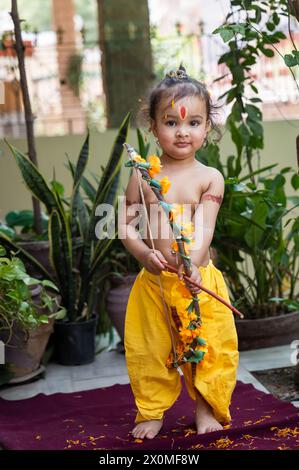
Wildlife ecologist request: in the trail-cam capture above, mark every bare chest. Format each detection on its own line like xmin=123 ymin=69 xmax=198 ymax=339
xmin=142 ymin=169 xmax=209 ymax=214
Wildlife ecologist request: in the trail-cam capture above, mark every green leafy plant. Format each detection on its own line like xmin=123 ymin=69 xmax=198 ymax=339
xmin=0 ymin=221 xmax=15 ymax=239
xmin=1 ymin=113 xmax=131 ymax=322
xmin=0 ymin=244 xmax=64 ymax=344
xmin=198 ymin=145 xmax=299 ymax=318
xmin=214 ymin=1 xmax=299 ymax=84
xmin=196 ymin=0 xmax=299 ymax=318
xmin=110 ymin=238 xmax=141 ymax=276
xmin=2 ymin=210 xmax=49 ymax=239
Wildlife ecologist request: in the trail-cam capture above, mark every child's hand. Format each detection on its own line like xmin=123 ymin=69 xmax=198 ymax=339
xmin=177 ymin=263 xmax=202 ymax=295
xmin=142 ymin=249 xmax=167 ymax=275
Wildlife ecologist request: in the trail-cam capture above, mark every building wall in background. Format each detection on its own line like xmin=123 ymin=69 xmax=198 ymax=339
xmin=0 ymin=119 xmax=298 ymax=218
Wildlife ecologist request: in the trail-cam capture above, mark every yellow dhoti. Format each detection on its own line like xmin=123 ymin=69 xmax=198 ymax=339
xmin=124 ymin=259 xmax=239 ymax=424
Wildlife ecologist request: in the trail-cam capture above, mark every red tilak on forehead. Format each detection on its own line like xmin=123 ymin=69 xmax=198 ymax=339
xmin=179 ymin=105 xmax=188 ymax=120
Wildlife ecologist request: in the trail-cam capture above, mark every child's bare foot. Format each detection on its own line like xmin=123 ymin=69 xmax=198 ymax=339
xmin=195 ymin=392 xmax=223 ymax=434
xmin=131 ymin=419 xmax=163 ymax=439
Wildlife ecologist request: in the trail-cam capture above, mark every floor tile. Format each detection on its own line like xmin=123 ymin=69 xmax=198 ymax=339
xmin=0 ymin=343 xmax=293 ymax=402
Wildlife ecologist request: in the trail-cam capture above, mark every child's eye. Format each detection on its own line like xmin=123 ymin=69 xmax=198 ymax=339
xmin=190 ymin=120 xmax=201 ymax=126
xmin=165 ymin=120 xmax=176 ymax=127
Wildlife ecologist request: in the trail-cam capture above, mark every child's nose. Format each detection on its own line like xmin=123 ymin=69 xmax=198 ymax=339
xmin=176 ymin=128 xmax=189 ymax=137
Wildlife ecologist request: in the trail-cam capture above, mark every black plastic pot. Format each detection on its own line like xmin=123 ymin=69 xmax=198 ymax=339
xmin=54 ymin=316 xmax=97 ymax=365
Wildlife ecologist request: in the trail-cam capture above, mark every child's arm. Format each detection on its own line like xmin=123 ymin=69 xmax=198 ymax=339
xmin=118 ymin=170 xmax=148 ymax=263
xmin=119 ymin=171 xmax=167 ymax=274
xmin=190 ymin=168 xmax=225 ymax=267
xmin=176 ymin=168 xmax=224 ymax=294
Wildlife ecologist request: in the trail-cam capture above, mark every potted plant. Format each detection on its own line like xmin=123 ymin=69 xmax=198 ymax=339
xmin=1 ymin=113 xmax=131 ymax=365
xmin=0 ymin=244 xmax=64 ymax=383
xmin=105 ymin=238 xmax=141 ymax=352
xmin=198 ymin=137 xmax=299 ymax=351
xmin=0 ymin=210 xmax=54 ymax=280
xmin=207 ymin=154 xmax=299 ymax=350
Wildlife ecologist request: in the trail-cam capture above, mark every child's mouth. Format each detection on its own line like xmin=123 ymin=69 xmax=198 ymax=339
xmin=175 ymin=142 xmax=190 ymax=148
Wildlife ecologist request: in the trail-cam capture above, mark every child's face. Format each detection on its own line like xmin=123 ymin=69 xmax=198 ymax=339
xmin=151 ymin=94 xmax=210 ymax=161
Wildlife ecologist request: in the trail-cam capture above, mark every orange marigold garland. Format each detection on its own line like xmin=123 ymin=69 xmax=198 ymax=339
xmin=124 ymin=145 xmax=208 ymax=369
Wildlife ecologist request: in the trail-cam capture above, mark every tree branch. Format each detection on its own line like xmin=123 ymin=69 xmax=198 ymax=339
xmin=10 ymin=0 xmax=42 ymax=235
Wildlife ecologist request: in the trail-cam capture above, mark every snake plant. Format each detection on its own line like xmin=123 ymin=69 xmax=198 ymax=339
xmin=1 ymin=113 xmax=130 ymax=321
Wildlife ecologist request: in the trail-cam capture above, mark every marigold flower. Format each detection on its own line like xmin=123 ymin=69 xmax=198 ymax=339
xmin=159 ymin=176 xmax=171 ymax=195
xmin=177 ymin=342 xmax=185 ymax=354
xmin=189 ymin=313 xmax=197 ymax=321
xmin=191 ymin=330 xmax=200 ymax=338
xmin=177 ymin=283 xmax=192 ymax=299
xmin=179 ymin=328 xmax=193 ymax=343
xmin=171 ymin=240 xmax=179 ymax=252
xmin=181 ymin=221 xmax=194 ymax=237
xmin=133 ymin=154 xmax=146 ymax=163
xmin=180 ymin=314 xmax=191 ymax=325
xmin=170 ymin=204 xmax=185 ymax=222
xmin=192 ymin=327 xmax=202 ymax=335
xmin=166 ymin=358 xmax=172 ymax=367
xmin=148 ymin=155 xmax=162 ymax=178
xmin=197 ymin=346 xmax=208 ymax=355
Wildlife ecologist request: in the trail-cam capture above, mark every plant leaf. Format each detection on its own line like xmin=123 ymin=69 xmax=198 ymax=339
xmin=5 ymin=140 xmax=57 ymax=213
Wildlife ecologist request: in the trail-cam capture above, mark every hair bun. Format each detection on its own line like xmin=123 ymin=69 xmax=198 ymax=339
xmin=165 ymin=64 xmax=188 ymax=80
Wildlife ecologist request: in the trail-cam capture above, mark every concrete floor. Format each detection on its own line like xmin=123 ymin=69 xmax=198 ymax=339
xmin=0 ymin=336 xmax=297 ymax=408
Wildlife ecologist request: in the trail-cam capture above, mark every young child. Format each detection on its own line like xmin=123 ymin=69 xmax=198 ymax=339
xmin=120 ymin=65 xmax=239 ymax=440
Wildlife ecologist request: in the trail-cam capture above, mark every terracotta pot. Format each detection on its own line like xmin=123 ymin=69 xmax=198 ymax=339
xmin=3 ymin=319 xmax=54 ymax=378
xmin=236 ymin=311 xmax=299 ymax=351
xmin=18 ymin=240 xmax=54 ymax=279
xmin=105 ymin=273 xmax=138 ymax=342
xmin=0 ymin=286 xmax=59 ymax=379
xmin=18 ymin=237 xmax=83 ymax=280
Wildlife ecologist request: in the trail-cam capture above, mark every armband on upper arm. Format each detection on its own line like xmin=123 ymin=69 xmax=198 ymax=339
xmin=201 ymin=194 xmax=223 ymax=205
